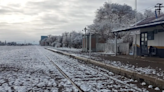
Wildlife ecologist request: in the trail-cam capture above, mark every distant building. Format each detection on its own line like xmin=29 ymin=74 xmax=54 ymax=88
xmin=41 ymin=36 xmax=48 ymax=41
xmin=40 ymin=36 xmax=48 ymax=46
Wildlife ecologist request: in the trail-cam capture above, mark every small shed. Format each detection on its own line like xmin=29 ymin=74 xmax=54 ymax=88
xmin=114 ymin=14 xmax=164 ymax=58
xmin=82 ymin=34 xmax=100 ymax=52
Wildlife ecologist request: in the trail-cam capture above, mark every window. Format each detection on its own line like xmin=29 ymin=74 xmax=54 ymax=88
xmin=147 ymin=31 xmax=154 ymax=40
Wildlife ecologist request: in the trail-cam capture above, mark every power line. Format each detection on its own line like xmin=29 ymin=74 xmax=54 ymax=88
xmin=155 ymin=3 xmax=164 ymax=15
xmin=135 ymin=0 xmax=137 ymax=22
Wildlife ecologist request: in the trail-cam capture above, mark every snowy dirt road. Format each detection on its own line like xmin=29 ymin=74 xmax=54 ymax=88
xmin=0 ymin=46 xmax=160 ymax=92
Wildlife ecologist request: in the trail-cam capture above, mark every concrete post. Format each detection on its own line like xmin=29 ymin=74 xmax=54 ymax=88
xmin=134 ymin=34 xmax=137 ymax=58
xmin=84 ymin=31 xmax=87 ymax=52
xmin=86 ymin=35 xmax=87 ymax=52
xmin=84 ymin=27 xmax=87 ymax=52
xmin=115 ymin=33 xmax=117 ymax=56
xmin=89 ymin=33 xmax=92 ymax=58
xmin=70 ymin=34 xmax=72 ymax=49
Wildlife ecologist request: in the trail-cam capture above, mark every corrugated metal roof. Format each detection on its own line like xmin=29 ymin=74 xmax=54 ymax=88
xmin=113 ymin=14 xmax=164 ymax=33
xmin=136 ymin=14 xmax=164 ymax=26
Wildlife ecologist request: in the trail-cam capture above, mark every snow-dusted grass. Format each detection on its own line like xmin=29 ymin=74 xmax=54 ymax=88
xmin=0 ymin=46 xmax=77 ymax=92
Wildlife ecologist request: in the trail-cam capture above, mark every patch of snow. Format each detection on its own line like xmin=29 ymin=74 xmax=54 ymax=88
xmin=154 ymin=87 xmax=160 ymax=91
xmin=80 ymin=84 xmax=91 ymax=91
xmin=141 ymin=82 xmax=146 ymax=86
xmin=103 ymin=51 xmax=115 ymax=55
xmin=148 ymin=85 xmax=153 ymax=88
xmin=55 ymin=47 xmax=82 ymax=52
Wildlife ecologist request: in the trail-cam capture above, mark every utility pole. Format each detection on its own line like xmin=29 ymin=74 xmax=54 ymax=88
xmin=70 ymin=33 xmax=72 ymax=49
xmin=135 ymin=0 xmax=137 ymax=22
xmin=82 ymin=30 xmax=85 ymax=51
xmin=65 ymin=33 xmax=68 ymax=47
xmin=114 ymin=32 xmax=118 ymax=56
xmin=155 ymin=3 xmax=164 ymax=15
xmin=82 ymin=27 xmax=87 ymax=52
xmin=84 ymin=27 xmax=87 ymax=52
xmin=89 ymin=32 xmax=92 ymax=58
xmin=134 ymin=0 xmax=137 ymax=58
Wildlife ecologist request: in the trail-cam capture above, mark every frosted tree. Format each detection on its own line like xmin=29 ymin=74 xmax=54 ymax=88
xmin=46 ymin=35 xmax=57 ymax=46
xmin=70 ymin=31 xmax=82 ymax=48
xmin=88 ymin=2 xmax=138 ymax=42
xmin=62 ymin=32 xmax=69 ymax=47
xmin=40 ymin=31 xmax=83 ymax=48
xmin=135 ymin=12 xmax=144 ymax=22
xmin=144 ymin=9 xmax=155 ymax=18
xmin=50 ymin=36 xmax=62 ymax=47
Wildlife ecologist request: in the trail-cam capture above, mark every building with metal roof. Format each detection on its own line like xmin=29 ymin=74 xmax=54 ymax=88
xmin=113 ymin=14 xmax=164 ymax=58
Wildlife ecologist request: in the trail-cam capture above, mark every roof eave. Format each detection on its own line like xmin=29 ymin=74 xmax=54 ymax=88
xmin=113 ymin=21 xmax=164 ymax=33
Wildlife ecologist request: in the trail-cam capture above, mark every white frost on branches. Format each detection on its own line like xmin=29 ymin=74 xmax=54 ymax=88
xmin=88 ymin=2 xmax=145 ymax=43
xmin=40 ymin=31 xmax=82 ymax=48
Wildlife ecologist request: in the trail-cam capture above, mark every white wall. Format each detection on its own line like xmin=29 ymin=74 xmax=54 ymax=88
xmin=140 ymin=25 xmax=164 ymax=47
xmin=132 ymin=25 xmax=164 ymax=47
xmin=97 ymin=43 xmax=129 ymax=55
xmin=132 ymin=31 xmax=164 ymax=47
xmin=133 ymin=34 xmax=140 ymax=46
xmin=131 ymin=29 xmax=140 ymax=46
xmin=96 ymin=43 xmax=105 ymax=52
xmin=148 ymin=32 xmax=164 ymax=46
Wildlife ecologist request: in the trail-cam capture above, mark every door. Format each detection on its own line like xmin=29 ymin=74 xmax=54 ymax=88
xmin=140 ymin=32 xmax=148 ymax=55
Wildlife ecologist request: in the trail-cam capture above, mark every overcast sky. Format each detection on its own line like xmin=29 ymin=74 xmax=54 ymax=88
xmin=0 ymin=0 xmax=163 ymax=44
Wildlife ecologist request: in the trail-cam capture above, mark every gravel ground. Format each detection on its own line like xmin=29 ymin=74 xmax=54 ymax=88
xmin=45 ymin=47 xmax=162 ymax=92
xmin=50 ymin=47 xmax=164 ymax=80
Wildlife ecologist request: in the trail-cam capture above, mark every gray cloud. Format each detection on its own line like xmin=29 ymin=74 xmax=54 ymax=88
xmin=0 ymin=6 xmax=23 ymax=14
xmin=40 ymin=14 xmax=69 ymax=25
xmin=0 ymin=0 xmax=163 ymax=44
xmin=27 ymin=0 xmax=61 ymax=10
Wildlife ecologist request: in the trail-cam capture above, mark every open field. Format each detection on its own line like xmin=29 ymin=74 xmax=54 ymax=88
xmin=0 ymin=46 xmax=76 ymax=92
